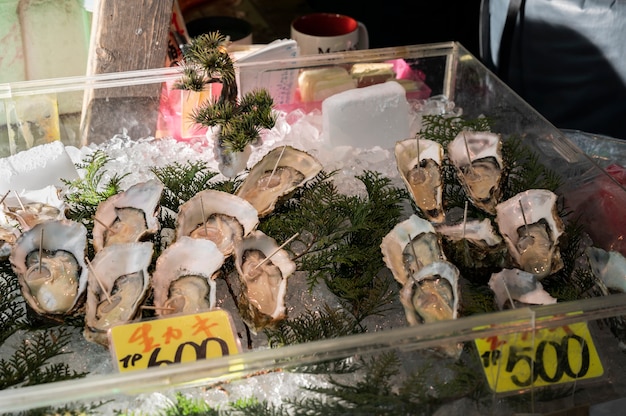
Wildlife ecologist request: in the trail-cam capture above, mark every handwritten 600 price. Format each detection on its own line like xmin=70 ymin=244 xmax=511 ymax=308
xmin=475 ymin=322 xmax=603 ymax=393
xmin=110 ymin=310 xmax=241 ymax=373
xmin=119 ymin=336 xmax=231 ymax=369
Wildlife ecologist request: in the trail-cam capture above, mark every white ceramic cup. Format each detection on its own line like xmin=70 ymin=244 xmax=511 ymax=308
xmin=290 ymin=13 xmax=369 ymax=55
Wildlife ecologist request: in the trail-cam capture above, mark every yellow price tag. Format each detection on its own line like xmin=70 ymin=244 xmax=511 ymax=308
xmin=109 ymin=309 xmax=241 ymax=373
xmin=475 ymin=318 xmax=604 ymax=393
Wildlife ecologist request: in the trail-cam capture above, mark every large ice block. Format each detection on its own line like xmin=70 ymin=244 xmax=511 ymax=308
xmin=0 ymin=141 xmax=79 ymax=194
xmin=322 ymin=81 xmax=410 ymax=148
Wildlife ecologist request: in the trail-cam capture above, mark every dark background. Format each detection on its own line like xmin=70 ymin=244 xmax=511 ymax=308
xmin=180 ymin=0 xmax=482 ymax=58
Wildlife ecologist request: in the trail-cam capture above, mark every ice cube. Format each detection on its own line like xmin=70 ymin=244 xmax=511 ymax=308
xmin=322 ymin=81 xmax=410 ymax=149
xmin=0 ymin=141 xmax=79 ymax=194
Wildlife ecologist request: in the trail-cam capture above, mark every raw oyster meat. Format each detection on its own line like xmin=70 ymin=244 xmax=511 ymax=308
xmin=399 ymin=260 xmax=460 ymax=326
xmin=447 ymin=131 xmax=503 ymax=215
xmin=234 ymin=230 xmax=296 ymax=333
xmin=489 ymin=268 xmax=557 ymax=310
xmin=381 ymin=214 xmax=447 ymax=286
xmin=92 ymin=179 xmax=164 ymax=252
xmin=399 ymin=260 xmax=463 ymax=357
xmin=586 ymin=246 xmax=626 ymax=294
xmin=395 ymin=138 xmax=444 ymax=223
xmin=176 ymin=189 xmax=258 ymax=257
xmin=495 ymin=189 xmax=564 ymax=279
xmin=152 ymin=236 xmax=225 ymax=316
xmin=436 ymin=218 xmax=506 ymax=268
xmin=235 ymin=146 xmax=322 ymax=217
xmin=2 ymin=186 xmax=65 ymax=231
xmin=84 ymin=242 xmax=153 ymax=346
xmin=9 ymin=219 xmax=88 ymax=316
xmin=436 ymin=218 xmax=502 ymax=248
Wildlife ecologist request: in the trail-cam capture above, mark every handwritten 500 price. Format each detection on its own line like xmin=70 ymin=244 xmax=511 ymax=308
xmin=475 ymin=321 xmax=604 ymax=393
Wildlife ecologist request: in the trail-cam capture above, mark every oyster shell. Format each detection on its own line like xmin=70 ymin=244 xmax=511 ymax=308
xmin=436 ymin=218 xmax=506 ymax=269
xmin=235 ymin=146 xmax=323 ymax=217
xmin=175 ymin=189 xmax=259 ymax=257
xmin=152 ymin=236 xmax=225 ymax=316
xmin=400 ymin=260 xmax=463 ymax=358
xmin=381 ymin=214 xmax=447 ymax=286
xmin=495 ymin=189 xmax=564 ymax=279
xmin=447 ymin=131 xmax=503 ymax=215
xmin=489 ymin=268 xmax=557 ymax=310
xmin=399 ymin=260 xmax=460 ymax=326
xmin=0 ymin=225 xmax=18 ymax=260
xmin=92 ymin=179 xmax=164 ymax=253
xmin=395 ymin=138 xmax=444 ymax=223
xmin=586 ymin=246 xmax=626 ymax=294
xmin=436 ymin=218 xmax=502 ymax=248
xmin=234 ymin=230 xmax=296 ymax=333
xmin=9 ymin=219 xmax=88 ymax=316
xmin=2 ymin=186 xmax=65 ymax=230
xmin=84 ymin=242 xmax=153 ymax=346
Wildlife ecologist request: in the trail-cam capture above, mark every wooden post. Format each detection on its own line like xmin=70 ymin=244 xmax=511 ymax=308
xmin=81 ymin=0 xmax=175 ymax=144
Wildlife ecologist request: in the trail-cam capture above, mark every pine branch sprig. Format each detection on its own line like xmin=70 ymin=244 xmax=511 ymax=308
xmin=150 ymin=160 xmax=219 ymax=213
xmin=62 ymin=150 xmax=127 ymax=222
xmin=0 ymin=327 xmax=86 ymax=389
xmin=0 ymin=268 xmax=26 ymax=345
xmin=265 ymin=305 xmax=365 ymax=348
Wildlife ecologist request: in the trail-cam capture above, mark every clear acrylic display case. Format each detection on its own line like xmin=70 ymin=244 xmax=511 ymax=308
xmin=1 ymin=42 xmax=626 ymax=414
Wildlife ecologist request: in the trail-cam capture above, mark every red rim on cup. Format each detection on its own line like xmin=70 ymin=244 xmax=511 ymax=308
xmin=292 ymin=13 xmax=358 ymax=37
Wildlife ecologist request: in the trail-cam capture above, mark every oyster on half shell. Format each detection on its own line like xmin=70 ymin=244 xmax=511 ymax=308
xmin=84 ymin=242 xmax=153 ymax=346
xmin=10 ymin=219 xmax=88 ymax=316
xmin=395 ymin=138 xmax=445 ymax=223
xmin=234 ymin=230 xmax=296 ymax=333
xmin=176 ymin=189 xmax=258 ymax=257
xmin=152 ymin=236 xmax=225 ymax=316
xmin=399 ymin=260 xmax=463 ymax=358
xmin=92 ymin=179 xmax=164 ymax=253
xmin=235 ymin=146 xmax=323 ymax=217
xmin=447 ymin=131 xmax=503 ymax=215
xmin=495 ymin=189 xmax=564 ymax=279
xmin=489 ymin=268 xmax=557 ymax=310
xmin=586 ymin=246 xmax=626 ymax=294
xmin=2 ymin=186 xmax=65 ymax=231
xmin=381 ymin=214 xmax=447 ymax=286
xmin=436 ymin=218 xmax=506 ymax=269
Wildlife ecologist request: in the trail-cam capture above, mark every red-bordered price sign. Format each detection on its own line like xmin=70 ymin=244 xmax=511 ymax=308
xmin=109 ymin=309 xmax=241 ymax=373
xmin=474 ymin=316 xmax=604 ymax=393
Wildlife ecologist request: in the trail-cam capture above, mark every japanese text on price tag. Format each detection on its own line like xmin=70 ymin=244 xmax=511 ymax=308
xmin=474 ymin=318 xmax=603 ymax=393
xmin=109 ymin=309 xmax=241 ymax=373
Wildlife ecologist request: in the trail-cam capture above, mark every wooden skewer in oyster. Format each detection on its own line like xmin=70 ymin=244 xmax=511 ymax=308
xmin=92 ymin=179 xmax=164 ymax=253
xmin=176 ymin=189 xmax=259 ymax=257
xmin=85 ymin=257 xmax=112 ymax=304
xmin=381 ymin=214 xmax=446 ymax=286
xmin=394 ymin=137 xmax=445 ymax=223
xmin=235 ymin=230 xmax=296 ymax=333
xmin=84 ymin=242 xmax=153 ymax=346
xmin=0 ymin=190 xmax=10 ymax=206
xmin=495 ymin=189 xmax=564 ymax=279
xmin=10 ymin=219 xmax=88 ymax=316
xmin=265 ymin=145 xmax=287 ymax=189
xmin=252 ymin=232 xmax=299 ymax=270
xmin=489 ymin=268 xmax=556 ymax=310
xmin=4 ymin=188 xmax=64 ymax=230
xmin=435 ymin=202 xmax=505 ymax=269
xmin=152 ymin=236 xmax=225 ymax=317
xmin=448 ymin=131 xmax=504 ymax=215
xmin=236 ymin=146 xmax=323 ymax=218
